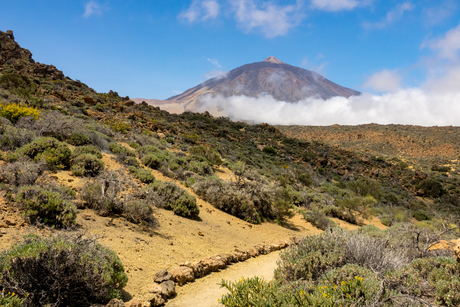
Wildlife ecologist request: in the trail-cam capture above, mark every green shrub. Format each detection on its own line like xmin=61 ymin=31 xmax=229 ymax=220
xmin=304 ymin=210 xmax=337 ymax=230
xmin=432 ymin=165 xmax=451 ymax=172
xmin=128 ymin=141 xmax=139 ymax=149
xmin=72 ymin=145 xmax=103 ymax=159
xmin=123 ymin=156 xmax=140 ymax=168
xmin=71 ymin=154 xmax=105 ymax=177
xmin=143 ymin=181 xmax=199 ymax=217
xmin=0 ymin=233 xmax=127 ymax=306
xmin=129 ymin=167 xmax=155 ymax=184
xmin=347 ymin=177 xmax=383 ymax=201
xmin=262 ymin=146 xmax=276 ymax=155
xmin=15 ymin=185 xmax=77 ymax=228
xmin=380 ymin=216 xmax=392 ymax=226
xmin=67 ymin=133 xmax=90 ymax=146
xmin=189 ymin=145 xmax=222 ymax=166
xmin=17 ymin=137 xmax=71 ymax=169
xmin=141 ymin=153 xmax=162 ymax=169
xmin=109 ymin=142 xmax=135 ymax=156
xmin=413 ymin=209 xmax=430 ymax=221
xmin=94 ymin=102 xmax=104 ymax=112
xmin=0 ymin=293 xmax=24 ymax=307
xmin=418 ymin=178 xmax=445 ymax=198
xmin=274 ymin=233 xmax=345 ymax=284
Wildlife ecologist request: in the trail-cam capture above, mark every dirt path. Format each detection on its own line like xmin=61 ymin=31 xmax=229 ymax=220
xmin=165 ymin=251 xmax=282 ymax=307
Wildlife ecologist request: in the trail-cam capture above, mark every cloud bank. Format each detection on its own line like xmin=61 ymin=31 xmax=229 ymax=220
xmin=191 ymin=21 xmax=460 ymax=127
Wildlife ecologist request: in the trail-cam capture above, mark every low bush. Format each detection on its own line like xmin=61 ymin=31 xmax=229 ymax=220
xmin=189 ymin=145 xmax=222 ymax=166
xmin=67 ymin=132 xmax=90 ymax=146
xmin=128 ymin=167 xmax=155 ymax=184
xmin=141 ymin=153 xmax=162 ymax=169
xmin=418 ymin=178 xmax=445 ymax=198
xmin=347 ymin=177 xmax=383 ymax=201
xmin=71 ymin=154 xmax=105 ymax=177
xmin=72 ymin=145 xmax=103 ymax=159
xmin=0 ymin=233 xmax=128 ymax=306
xmin=0 ymin=125 xmax=36 ymax=150
xmin=0 ymin=102 xmax=40 ymax=124
xmin=432 ymin=164 xmax=451 ymax=172
xmin=304 ymin=210 xmax=336 ymax=230
xmin=141 ymin=181 xmax=199 ymax=217
xmin=123 ymin=200 xmax=156 ymax=226
xmin=262 ymin=146 xmax=276 ymax=155
xmin=109 ymin=142 xmax=135 ymax=156
xmin=17 ymin=137 xmax=71 ymax=169
xmin=15 ymin=185 xmax=77 ymax=228
xmin=0 ymin=160 xmax=45 ymax=187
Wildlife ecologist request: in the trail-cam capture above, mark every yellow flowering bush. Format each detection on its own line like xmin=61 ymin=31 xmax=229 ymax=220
xmin=0 ymin=102 xmax=40 ymax=124
xmin=104 ymin=118 xmax=131 ymax=134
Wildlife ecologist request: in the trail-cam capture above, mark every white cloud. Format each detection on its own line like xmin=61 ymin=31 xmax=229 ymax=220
xmin=207 ymin=58 xmax=222 ymax=67
xmin=363 ymin=69 xmax=401 ymax=92
xmin=310 ymin=0 xmax=360 ymax=12
xmin=423 ymin=23 xmax=460 ymax=61
xmin=193 ymin=23 xmax=460 ymax=126
xmin=196 ymin=86 xmax=460 ymax=126
xmin=83 ymin=1 xmax=104 ymax=18
xmin=301 ymin=56 xmax=328 ymax=75
xmin=204 ymin=69 xmax=228 ymax=80
xmin=362 ymin=2 xmax=414 ymax=29
xmin=230 ymin=0 xmax=305 ymax=38
xmin=179 ymin=0 xmax=220 ymax=23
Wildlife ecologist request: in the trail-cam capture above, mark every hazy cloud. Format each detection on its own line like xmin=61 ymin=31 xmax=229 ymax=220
xmin=301 ymin=56 xmax=328 ymax=75
xmin=362 ymin=2 xmax=414 ymax=29
xmin=310 ymin=0 xmax=359 ymax=12
xmin=83 ymin=1 xmax=104 ymax=18
xmin=207 ymin=58 xmax=222 ymax=67
xmin=204 ymin=69 xmax=228 ymax=80
xmin=230 ymin=0 xmax=305 ymax=38
xmin=179 ymin=0 xmax=220 ymax=23
xmin=194 ymin=23 xmax=460 ymax=126
xmin=423 ymin=23 xmax=460 ymax=61
xmin=363 ymin=69 xmax=401 ymax=92
xmin=423 ymin=1 xmax=457 ymax=26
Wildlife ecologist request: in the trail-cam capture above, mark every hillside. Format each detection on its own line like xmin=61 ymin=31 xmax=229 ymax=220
xmin=133 ymin=56 xmax=360 ymax=114
xmin=0 ymin=30 xmax=459 ymax=307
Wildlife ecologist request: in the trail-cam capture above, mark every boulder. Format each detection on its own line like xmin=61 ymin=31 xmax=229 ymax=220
xmin=454 ymin=239 xmax=460 ymax=263
xmin=170 ymin=266 xmax=195 ymax=286
xmin=248 ymin=248 xmax=259 ymax=258
xmin=149 ymin=293 xmax=165 ymax=307
xmin=105 ymin=299 xmax=124 ymax=307
xmin=160 ymin=280 xmax=176 ymax=298
xmin=125 ymin=298 xmax=150 ymax=307
xmin=154 ymin=269 xmax=173 ymax=283
xmin=83 ymin=96 xmax=98 ymax=106
xmin=202 ymin=257 xmax=226 ymax=272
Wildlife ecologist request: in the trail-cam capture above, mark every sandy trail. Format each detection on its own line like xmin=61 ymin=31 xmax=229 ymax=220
xmin=165 ymin=251 xmax=281 ymax=307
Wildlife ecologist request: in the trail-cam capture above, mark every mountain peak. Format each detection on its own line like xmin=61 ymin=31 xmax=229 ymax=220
xmin=262 ymin=56 xmax=285 ymax=64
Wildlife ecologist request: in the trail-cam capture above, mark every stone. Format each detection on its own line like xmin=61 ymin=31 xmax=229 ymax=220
xmin=149 ymin=293 xmax=165 ymax=307
xmin=157 ymin=133 xmax=166 ymax=139
xmin=148 ymin=283 xmax=163 ymax=294
xmin=5 ymin=219 xmax=16 ymax=226
xmin=154 ymin=269 xmax=173 ymax=283
xmin=124 ymin=298 xmax=145 ymax=307
xmin=216 ymin=254 xmax=233 ymax=265
xmin=170 ymin=266 xmax=194 ymax=286
xmin=202 ymin=258 xmax=226 ymax=272
xmin=454 ymin=239 xmax=460 ymax=264
xmin=271 ymin=244 xmax=281 ymax=251
xmin=6 ymin=30 xmax=14 ymax=40
xmin=105 ymin=298 xmax=124 ymax=307
xmin=248 ymin=248 xmax=259 ymax=258
xmin=83 ymin=95 xmax=98 ymax=105
xmin=160 ymin=280 xmax=176 ymax=298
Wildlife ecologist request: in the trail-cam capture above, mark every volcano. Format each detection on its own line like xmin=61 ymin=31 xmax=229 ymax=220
xmin=134 ymin=57 xmax=360 ymax=113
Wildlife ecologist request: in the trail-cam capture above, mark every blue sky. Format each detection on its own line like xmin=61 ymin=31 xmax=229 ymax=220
xmin=1 ymin=1 xmax=460 ymax=106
